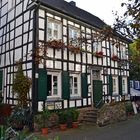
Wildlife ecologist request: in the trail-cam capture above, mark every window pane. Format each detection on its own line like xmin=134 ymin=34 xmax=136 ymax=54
xmin=53 ymin=76 xmax=58 ymax=95
xmin=70 ymin=76 xmax=73 ymax=95
xmin=47 ymin=75 xmax=52 ymax=96
xmin=47 ymin=19 xmax=62 ymax=40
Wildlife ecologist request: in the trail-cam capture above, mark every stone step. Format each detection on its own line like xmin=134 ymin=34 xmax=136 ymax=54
xmin=83 ymin=114 xmax=97 ymax=119
xmin=86 ymin=112 xmax=98 ymax=116
xmin=82 ymin=118 xmax=97 ymax=123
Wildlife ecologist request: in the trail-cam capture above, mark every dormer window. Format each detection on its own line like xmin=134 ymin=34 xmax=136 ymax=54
xmin=47 ymin=18 xmax=62 ymax=40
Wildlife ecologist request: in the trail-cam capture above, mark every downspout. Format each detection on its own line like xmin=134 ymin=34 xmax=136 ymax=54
xmin=31 ymin=2 xmax=40 ymax=113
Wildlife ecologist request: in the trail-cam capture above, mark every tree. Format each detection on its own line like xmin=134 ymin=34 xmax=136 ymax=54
xmin=129 ymin=39 xmax=140 ymax=80
xmin=13 ymin=60 xmax=32 ymax=107
xmin=113 ymin=0 xmax=140 ymax=40
xmin=113 ymin=0 xmax=140 ymax=80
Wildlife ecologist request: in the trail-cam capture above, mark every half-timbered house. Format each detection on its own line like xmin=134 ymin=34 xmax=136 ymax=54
xmin=0 ymin=0 xmax=130 ymax=112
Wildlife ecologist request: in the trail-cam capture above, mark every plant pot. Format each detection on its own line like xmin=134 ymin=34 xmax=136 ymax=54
xmin=59 ymin=124 xmax=67 ymax=131
xmin=72 ymin=122 xmax=79 ymax=128
xmin=41 ymin=127 xmax=48 ymax=134
xmin=12 ymin=122 xmax=24 ymax=131
xmin=0 ymin=104 xmax=12 ymax=117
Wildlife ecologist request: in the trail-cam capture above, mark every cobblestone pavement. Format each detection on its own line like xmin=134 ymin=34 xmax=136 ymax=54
xmin=36 ymin=115 xmax=140 ymax=140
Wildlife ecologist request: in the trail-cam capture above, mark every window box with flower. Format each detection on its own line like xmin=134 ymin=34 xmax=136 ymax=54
xmin=111 ymin=54 xmax=119 ymax=61
xmin=95 ymin=51 xmax=103 ymax=58
xmin=47 ymin=39 xmax=65 ymax=50
xmin=67 ymin=45 xmax=81 ymax=54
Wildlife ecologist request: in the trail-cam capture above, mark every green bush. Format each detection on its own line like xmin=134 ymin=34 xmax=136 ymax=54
xmin=125 ymin=101 xmax=133 ymax=113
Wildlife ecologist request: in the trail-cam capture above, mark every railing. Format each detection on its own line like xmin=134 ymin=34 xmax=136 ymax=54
xmin=95 ymin=99 xmax=104 ymax=108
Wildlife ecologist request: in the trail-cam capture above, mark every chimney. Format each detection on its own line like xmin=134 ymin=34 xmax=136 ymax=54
xmin=69 ymin=1 xmax=76 ymax=6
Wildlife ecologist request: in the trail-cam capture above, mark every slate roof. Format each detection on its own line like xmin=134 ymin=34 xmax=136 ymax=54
xmin=39 ymin=0 xmax=106 ymax=29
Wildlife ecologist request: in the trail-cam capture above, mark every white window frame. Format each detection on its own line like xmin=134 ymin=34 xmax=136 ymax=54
xmin=70 ymin=73 xmax=81 ymax=97
xmin=112 ymin=76 xmax=118 ymax=95
xmin=130 ymin=81 xmax=134 ymax=88
xmin=93 ymin=41 xmax=102 ymax=52
xmin=8 ymin=0 xmax=15 ymax=10
xmin=111 ymin=44 xmax=117 ymax=56
xmin=47 ymin=18 xmax=62 ymax=40
xmin=135 ymin=81 xmax=140 ymax=89
xmin=47 ymin=71 xmax=61 ymax=98
xmin=122 ymin=77 xmax=128 ymax=94
xmin=68 ymin=25 xmax=80 ymax=46
xmin=121 ymin=46 xmax=126 ymax=59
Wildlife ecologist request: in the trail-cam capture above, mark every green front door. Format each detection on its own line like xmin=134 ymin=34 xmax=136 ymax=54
xmin=93 ymin=80 xmax=103 ymax=108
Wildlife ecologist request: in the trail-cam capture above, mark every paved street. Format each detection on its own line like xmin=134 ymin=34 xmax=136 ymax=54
xmin=45 ymin=115 xmax=140 ymax=140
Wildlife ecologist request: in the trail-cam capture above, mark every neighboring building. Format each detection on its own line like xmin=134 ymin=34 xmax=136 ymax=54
xmin=0 ymin=0 xmax=130 ymax=112
xmin=130 ymin=80 xmax=140 ymax=100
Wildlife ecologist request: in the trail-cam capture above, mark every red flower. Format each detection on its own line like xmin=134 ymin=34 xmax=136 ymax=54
xmin=95 ymin=51 xmax=103 ymax=57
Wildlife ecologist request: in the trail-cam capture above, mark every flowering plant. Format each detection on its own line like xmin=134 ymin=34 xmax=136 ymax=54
xmin=111 ymin=54 xmax=119 ymax=61
xmin=95 ymin=51 xmax=103 ymax=57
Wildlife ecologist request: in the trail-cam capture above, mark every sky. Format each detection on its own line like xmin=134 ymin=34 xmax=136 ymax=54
xmin=65 ymin=0 xmax=127 ymax=26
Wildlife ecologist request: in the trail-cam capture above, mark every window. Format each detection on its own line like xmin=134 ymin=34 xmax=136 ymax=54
xmin=69 ymin=26 xmax=80 ymax=46
xmin=0 ymin=70 xmax=3 ymax=91
xmin=70 ymin=74 xmax=81 ymax=97
xmin=111 ymin=44 xmax=117 ymax=56
xmin=47 ymin=72 xmax=61 ymax=98
xmin=130 ymin=81 xmax=134 ymax=88
xmin=112 ymin=76 xmax=118 ymax=94
xmin=47 ymin=18 xmax=62 ymax=40
xmin=8 ymin=0 xmax=15 ymax=10
xmin=93 ymin=41 xmax=102 ymax=52
xmin=121 ymin=46 xmax=126 ymax=59
xmin=92 ymin=70 xmax=101 ymax=80
xmin=135 ymin=81 xmax=140 ymax=89
xmin=122 ymin=77 xmax=127 ymax=94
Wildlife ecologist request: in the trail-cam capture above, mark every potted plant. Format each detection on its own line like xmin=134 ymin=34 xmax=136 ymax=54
xmin=71 ymin=108 xmax=80 ymax=128
xmin=0 ymin=92 xmax=12 ymax=124
xmin=125 ymin=101 xmax=134 ymax=116
xmin=33 ymin=114 xmax=42 ymax=132
xmin=8 ymin=106 xmax=25 ymax=131
xmin=12 ymin=60 xmax=32 ymax=108
xmin=58 ymin=110 xmax=67 ymax=131
xmin=41 ymin=108 xmax=51 ymax=134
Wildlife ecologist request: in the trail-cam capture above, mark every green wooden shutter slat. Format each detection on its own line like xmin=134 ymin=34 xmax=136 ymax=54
xmin=93 ymin=80 xmax=103 ymax=107
xmin=108 ymin=75 xmax=113 ymax=96
xmin=62 ymin=71 xmax=70 ymax=99
xmin=38 ymin=69 xmax=47 ymax=101
xmin=0 ymin=70 xmax=3 ymax=90
xmin=81 ymin=73 xmax=88 ymax=98
xmin=119 ymin=76 xmax=122 ymax=95
xmin=127 ymin=77 xmax=130 ymax=94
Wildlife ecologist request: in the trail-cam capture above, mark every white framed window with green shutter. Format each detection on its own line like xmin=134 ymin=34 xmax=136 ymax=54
xmin=47 ymin=72 xmax=61 ymax=98
xmin=122 ymin=77 xmax=128 ymax=94
xmin=70 ymin=73 xmax=81 ymax=97
xmin=47 ymin=18 xmax=62 ymax=40
xmin=112 ymin=76 xmax=118 ymax=95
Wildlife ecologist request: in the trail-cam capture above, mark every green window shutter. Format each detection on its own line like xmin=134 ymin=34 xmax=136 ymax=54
xmin=62 ymin=71 xmax=70 ymax=99
xmin=81 ymin=73 xmax=88 ymax=98
xmin=108 ymin=75 xmax=113 ymax=96
xmin=127 ymin=77 xmax=130 ymax=94
xmin=38 ymin=69 xmax=47 ymax=101
xmin=119 ymin=76 xmax=122 ymax=95
xmin=0 ymin=70 xmax=3 ymax=90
